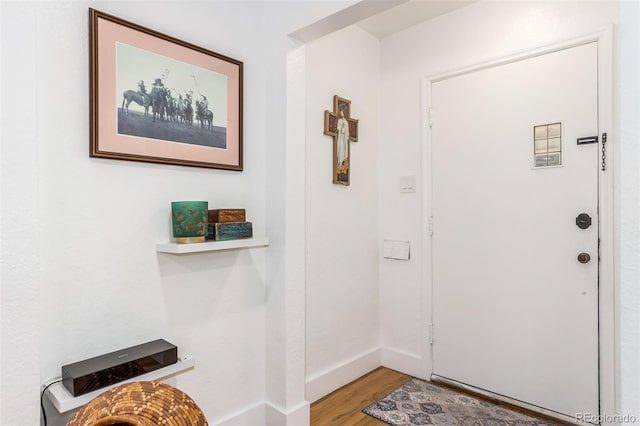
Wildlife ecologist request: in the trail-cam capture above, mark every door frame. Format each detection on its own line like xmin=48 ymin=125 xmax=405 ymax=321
xmin=420 ymin=27 xmax=615 ymax=422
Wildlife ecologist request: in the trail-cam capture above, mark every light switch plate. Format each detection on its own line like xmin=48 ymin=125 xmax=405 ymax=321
xmin=400 ymin=176 xmax=416 ymax=193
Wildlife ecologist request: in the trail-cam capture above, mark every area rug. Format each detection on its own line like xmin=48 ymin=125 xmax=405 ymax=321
xmin=362 ymin=378 xmax=556 ymax=426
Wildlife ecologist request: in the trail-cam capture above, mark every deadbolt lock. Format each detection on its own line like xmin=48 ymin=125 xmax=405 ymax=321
xmin=576 ymin=213 xmax=592 ymax=230
xmin=577 ymin=253 xmax=591 ymax=264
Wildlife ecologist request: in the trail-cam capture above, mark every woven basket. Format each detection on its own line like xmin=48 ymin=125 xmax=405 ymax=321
xmin=67 ymin=381 xmax=208 ymax=426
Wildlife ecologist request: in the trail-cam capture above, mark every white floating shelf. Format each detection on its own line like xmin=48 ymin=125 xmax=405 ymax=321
xmin=156 ymin=237 xmax=269 ymax=254
xmin=46 ymin=355 xmax=194 ymax=414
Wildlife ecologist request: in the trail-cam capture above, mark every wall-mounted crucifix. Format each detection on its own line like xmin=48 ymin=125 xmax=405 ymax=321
xmin=324 ymin=95 xmax=359 ymax=186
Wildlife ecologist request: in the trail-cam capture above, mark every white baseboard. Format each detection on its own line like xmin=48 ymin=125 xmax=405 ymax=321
xmin=215 ymin=400 xmax=310 ymax=426
xmin=305 ymin=348 xmax=382 ymax=403
xmin=381 ymin=347 xmax=427 ymax=379
xmin=214 ymin=347 xmax=423 ymax=426
xmin=265 ymin=401 xmax=310 ymax=426
xmin=215 ymin=402 xmax=266 ymax=426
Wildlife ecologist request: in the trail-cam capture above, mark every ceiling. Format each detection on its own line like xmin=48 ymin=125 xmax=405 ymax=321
xmin=357 ymin=0 xmax=476 ymax=39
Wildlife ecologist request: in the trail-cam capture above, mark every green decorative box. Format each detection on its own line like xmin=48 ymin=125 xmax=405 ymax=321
xmin=208 ymin=222 xmax=253 ymax=241
xmin=171 ymin=201 xmax=208 ymax=244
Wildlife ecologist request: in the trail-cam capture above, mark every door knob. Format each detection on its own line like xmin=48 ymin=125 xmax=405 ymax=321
xmin=577 ymin=253 xmax=591 ymax=264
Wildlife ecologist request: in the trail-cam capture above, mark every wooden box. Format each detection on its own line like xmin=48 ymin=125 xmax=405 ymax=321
xmin=208 ymin=209 xmax=246 ymax=223
xmin=207 ymin=222 xmax=253 ymax=241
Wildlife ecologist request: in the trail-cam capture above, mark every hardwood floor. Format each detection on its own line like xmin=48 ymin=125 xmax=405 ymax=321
xmin=310 ymin=367 xmax=569 ymax=426
xmin=310 ymin=367 xmax=410 ymax=425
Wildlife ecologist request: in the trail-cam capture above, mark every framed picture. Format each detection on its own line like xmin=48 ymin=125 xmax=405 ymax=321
xmin=89 ymin=8 xmax=243 ymax=170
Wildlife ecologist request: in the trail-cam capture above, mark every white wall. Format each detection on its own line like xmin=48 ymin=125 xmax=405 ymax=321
xmin=304 ymin=25 xmax=381 ymax=402
xmin=2 ymin=0 xmax=637 ymax=424
xmin=379 ymin=0 xmax=640 ymax=419
xmin=261 ymin=2 xmax=361 ymax=422
xmin=615 ymin=0 xmax=640 ymax=418
xmin=1 ymin=1 xmax=372 ymax=425
xmin=2 ymin=2 xmax=270 ymax=425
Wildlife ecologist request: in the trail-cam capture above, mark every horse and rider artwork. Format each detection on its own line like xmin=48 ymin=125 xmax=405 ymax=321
xmin=90 ymin=8 xmax=243 ymax=170
xmin=116 ymin=42 xmax=227 ymax=149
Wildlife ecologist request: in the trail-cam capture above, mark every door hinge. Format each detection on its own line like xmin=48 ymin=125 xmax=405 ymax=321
xmin=428 ymin=108 xmax=433 ymax=128
xmin=601 ymin=132 xmax=607 ymax=171
xmin=428 ymin=216 xmax=434 ymax=236
xmin=429 ymin=323 xmax=434 ymax=345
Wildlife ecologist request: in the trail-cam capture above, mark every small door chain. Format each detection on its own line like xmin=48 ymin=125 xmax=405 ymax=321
xmin=601 ymin=133 xmax=607 ymax=171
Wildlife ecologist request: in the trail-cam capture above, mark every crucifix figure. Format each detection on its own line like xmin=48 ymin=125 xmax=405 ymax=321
xmin=324 ymin=95 xmax=359 ymax=186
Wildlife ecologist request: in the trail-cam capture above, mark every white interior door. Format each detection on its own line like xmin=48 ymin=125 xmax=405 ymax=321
xmin=431 ymin=42 xmax=599 ymax=418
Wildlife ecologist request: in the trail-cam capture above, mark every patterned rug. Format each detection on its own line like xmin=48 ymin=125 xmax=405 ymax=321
xmin=362 ymin=378 xmax=557 ymax=425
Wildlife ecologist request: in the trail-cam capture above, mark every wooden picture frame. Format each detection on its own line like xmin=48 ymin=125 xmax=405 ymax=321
xmin=89 ymin=8 xmax=243 ymax=170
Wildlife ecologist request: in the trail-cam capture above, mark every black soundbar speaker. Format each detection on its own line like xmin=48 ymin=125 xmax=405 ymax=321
xmin=61 ymin=339 xmax=178 ymax=396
